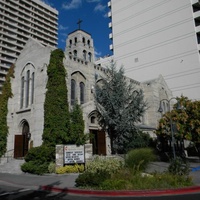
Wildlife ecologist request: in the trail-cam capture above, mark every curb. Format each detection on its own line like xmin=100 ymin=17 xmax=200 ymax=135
xmin=41 ymin=185 xmax=200 ymax=197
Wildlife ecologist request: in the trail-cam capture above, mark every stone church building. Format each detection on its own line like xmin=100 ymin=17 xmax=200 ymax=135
xmin=6 ymin=29 xmax=172 ymax=159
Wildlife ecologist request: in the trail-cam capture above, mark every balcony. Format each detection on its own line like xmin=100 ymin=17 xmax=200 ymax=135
xmin=109 ymin=44 xmax=113 ymax=51
xmin=194 ymin=10 xmax=200 ymax=18
xmin=109 ymin=33 xmax=113 ymax=39
xmin=31 ymin=1 xmax=58 ymax=20
xmin=108 ymin=1 xmax=111 ymax=8
xmin=108 ymin=22 xmax=112 ymax=28
xmin=108 ymin=11 xmax=112 ymax=18
xmin=196 ymin=25 xmax=200 ymax=33
xmin=0 ymin=35 xmax=17 ymax=43
xmin=0 ymin=62 xmax=13 ymax=70
xmin=191 ymin=0 xmax=198 ymax=5
xmin=0 ymin=69 xmax=8 ymax=75
xmin=0 ymin=76 xmax=5 ymax=82
xmin=1 ymin=50 xmax=17 ymax=58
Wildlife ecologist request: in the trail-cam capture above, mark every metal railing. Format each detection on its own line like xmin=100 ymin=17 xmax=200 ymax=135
xmin=0 ymin=149 xmax=14 ymax=164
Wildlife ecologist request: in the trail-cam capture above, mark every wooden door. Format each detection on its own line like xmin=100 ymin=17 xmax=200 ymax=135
xmin=90 ymin=130 xmax=106 ymax=155
xmin=97 ymin=130 xmax=106 ymax=155
xmin=14 ymin=135 xmax=25 ymax=158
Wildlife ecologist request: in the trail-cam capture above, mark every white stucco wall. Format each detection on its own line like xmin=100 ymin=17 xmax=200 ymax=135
xmin=110 ymin=0 xmax=200 ymax=100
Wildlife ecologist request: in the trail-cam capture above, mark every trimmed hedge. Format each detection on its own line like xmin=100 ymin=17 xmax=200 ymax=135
xmin=56 ymin=164 xmax=84 ymax=174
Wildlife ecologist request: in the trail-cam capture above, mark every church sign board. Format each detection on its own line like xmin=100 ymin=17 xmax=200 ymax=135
xmin=64 ymin=145 xmax=85 ymax=164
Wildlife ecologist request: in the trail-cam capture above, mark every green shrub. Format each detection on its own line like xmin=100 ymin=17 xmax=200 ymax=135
xmin=100 ymin=170 xmax=193 ymax=190
xmin=24 ymin=145 xmax=55 ymax=163
xmin=21 ymin=161 xmax=49 ymax=175
xmin=100 ymin=179 xmax=131 ymax=190
xmin=168 ymin=157 xmax=190 ymax=176
xmin=125 ymin=148 xmax=156 ymax=171
xmin=48 ymin=162 xmax=56 ymax=173
xmin=75 ymin=170 xmax=110 ymax=187
xmin=56 ymin=164 xmax=84 ymax=174
xmin=76 ymin=167 xmax=193 ymax=190
xmin=85 ymin=155 xmax=123 ymax=174
xmin=21 ymin=145 xmax=55 ymax=175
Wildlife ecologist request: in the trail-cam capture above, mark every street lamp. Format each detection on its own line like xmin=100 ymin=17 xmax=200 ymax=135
xmin=158 ymin=97 xmax=181 ymax=159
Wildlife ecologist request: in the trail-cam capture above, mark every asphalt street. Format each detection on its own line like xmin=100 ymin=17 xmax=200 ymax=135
xmin=0 ymin=185 xmax=200 ymax=200
xmin=1 ymin=161 xmax=200 ymax=199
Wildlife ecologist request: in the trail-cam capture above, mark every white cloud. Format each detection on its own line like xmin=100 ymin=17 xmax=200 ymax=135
xmin=103 ymin=12 xmax=108 ymax=18
xmin=62 ymin=0 xmax=82 ymax=10
xmin=40 ymin=0 xmax=53 ymax=6
xmin=59 ymin=25 xmax=68 ymax=30
xmin=94 ymin=3 xmax=106 ymax=12
xmin=60 ymin=33 xmax=68 ymax=37
xmin=95 ymin=49 xmax=102 ymax=57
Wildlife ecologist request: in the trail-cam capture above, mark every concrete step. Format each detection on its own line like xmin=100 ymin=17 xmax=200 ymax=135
xmin=0 ymin=158 xmax=25 ymax=174
xmin=0 ymin=156 xmax=14 ymax=165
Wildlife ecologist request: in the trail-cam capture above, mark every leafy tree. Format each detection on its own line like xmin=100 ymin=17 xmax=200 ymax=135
xmin=156 ymin=96 xmax=200 ymax=156
xmin=0 ymin=64 xmax=14 ymax=157
xmin=69 ymin=101 xmax=87 ymax=145
xmin=94 ymin=62 xmax=147 ymax=154
xmin=42 ymin=49 xmax=70 ymax=146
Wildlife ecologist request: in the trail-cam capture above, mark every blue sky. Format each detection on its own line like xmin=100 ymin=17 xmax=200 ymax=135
xmin=40 ymin=0 xmax=112 ymax=58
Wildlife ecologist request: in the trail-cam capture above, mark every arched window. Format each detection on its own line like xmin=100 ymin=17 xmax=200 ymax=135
xmin=25 ymin=70 xmax=30 ymax=108
xmin=71 ymin=79 xmax=76 ymax=105
xmin=31 ymin=72 xmax=34 ymax=104
xmin=82 ymin=37 xmax=85 ymax=44
xmin=74 ymin=37 xmax=77 ymax=44
xmin=88 ymin=52 xmax=92 ymax=62
xmin=69 ymin=39 xmax=72 ymax=46
xmin=83 ymin=50 xmax=87 ymax=60
xmin=87 ymin=40 xmax=90 ymax=47
xmin=91 ymin=116 xmax=95 ymax=124
xmin=80 ymin=82 xmax=85 ymax=104
xmin=73 ymin=50 xmax=77 ymax=57
xmin=20 ymin=63 xmax=35 ymax=109
xmin=20 ymin=76 xmax=25 ymax=109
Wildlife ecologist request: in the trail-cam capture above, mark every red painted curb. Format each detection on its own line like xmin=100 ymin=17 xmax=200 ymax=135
xmin=41 ymin=185 xmax=200 ymax=197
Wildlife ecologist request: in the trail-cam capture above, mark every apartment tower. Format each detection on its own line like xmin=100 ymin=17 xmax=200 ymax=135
xmin=108 ymin=0 xmax=200 ymax=100
xmin=0 ymin=0 xmax=58 ymax=91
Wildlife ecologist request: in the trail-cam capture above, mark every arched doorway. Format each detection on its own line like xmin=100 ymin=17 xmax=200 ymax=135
xmin=88 ymin=112 xmax=106 ymax=155
xmin=14 ymin=121 xmax=30 ymax=158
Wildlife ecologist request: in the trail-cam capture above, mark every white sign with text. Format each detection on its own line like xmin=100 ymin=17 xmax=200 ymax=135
xmin=64 ymin=145 xmax=85 ymax=164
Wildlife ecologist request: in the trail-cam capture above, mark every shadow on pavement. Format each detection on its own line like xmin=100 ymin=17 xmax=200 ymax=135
xmin=0 ymin=181 xmax=68 ymax=200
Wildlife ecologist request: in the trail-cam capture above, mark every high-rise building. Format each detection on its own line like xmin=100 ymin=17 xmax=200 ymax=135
xmin=0 ymin=0 xmax=58 ymax=91
xmin=108 ymin=0 xmax=200 ymax=100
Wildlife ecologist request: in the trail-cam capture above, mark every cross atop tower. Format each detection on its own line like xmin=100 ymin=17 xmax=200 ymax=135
xmin=77 ymin=19 xmax=82 ymax=30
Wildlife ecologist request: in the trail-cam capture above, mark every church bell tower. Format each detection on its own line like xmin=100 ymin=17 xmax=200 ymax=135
xmin=65 ymin=20 xmax=95 ymax=63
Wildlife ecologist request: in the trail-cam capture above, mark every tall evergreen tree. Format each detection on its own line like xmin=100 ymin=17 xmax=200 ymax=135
xmin=42 ymin=49 xmax=70 ymax=146
xmin=69 ymin=101 xmax=86 ymax=146
xmin=94 ymin=62 xmax=147 ymax=153
xmin=0 ymin=64 xmax=14 ymax=157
